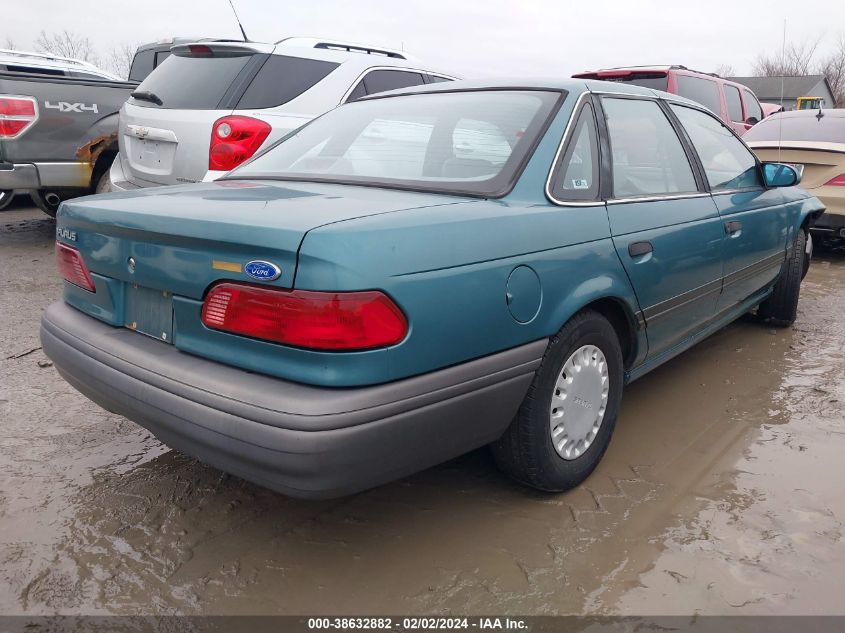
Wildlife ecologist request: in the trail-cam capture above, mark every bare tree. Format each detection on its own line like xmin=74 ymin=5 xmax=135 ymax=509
xmin=3 ymin=37 xmax=16 ymax=50
xmin=753 ymin=38 xmax=821 ymax=76
xmin=104 ymin=42 xmax=140 ymax=80
xmin=818 ymin=34 xmax=845 ymax=107
xmin=714 ymin=64 xmax=736 ymax=78
xmin=35 ymin=30 xmax=99 ymax=65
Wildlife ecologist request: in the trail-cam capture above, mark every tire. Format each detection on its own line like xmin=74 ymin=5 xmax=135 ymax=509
xmin=0 ymin=190 xmax=13 ymax=210
xmin=801 ymin=232 xmax=812 ymax=281
xmin=94 ymin=170 xmax=111 ymax=195
xmin=491 ymin=309 xmax=624 ymax=492
xmin=758 ymin=229 xmax=806 ymax=327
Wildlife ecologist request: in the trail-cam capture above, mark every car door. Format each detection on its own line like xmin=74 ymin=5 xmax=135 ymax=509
xmin=599 ymin=95 xmax=725 ymax=359
xmin=669 ymin=104 xmax=788 ymax=312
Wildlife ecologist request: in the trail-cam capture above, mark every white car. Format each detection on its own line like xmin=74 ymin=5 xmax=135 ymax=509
xmin=109 ymin=37 xmax=457 ymax=191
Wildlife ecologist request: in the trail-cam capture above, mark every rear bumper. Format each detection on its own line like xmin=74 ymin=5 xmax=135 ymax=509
xmin=41 ymin=302 xmax=544 ymax=498
xmin=0 ymin=162 xmax=38 ymax=189
xmin=0 ymin=161 xmax=93 ymax=191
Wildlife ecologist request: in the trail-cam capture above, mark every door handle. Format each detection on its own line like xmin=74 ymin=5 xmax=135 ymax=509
xmin=628 ymin=241 xmax=653 ymax=257
xmin=725 ymin=220 xmax=742 ymax=235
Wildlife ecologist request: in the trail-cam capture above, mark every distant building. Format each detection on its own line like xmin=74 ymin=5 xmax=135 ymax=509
xmin=727 ymin=75 xmax=836 ymax=110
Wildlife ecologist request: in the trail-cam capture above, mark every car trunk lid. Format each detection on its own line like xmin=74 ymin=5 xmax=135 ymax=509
xmin=57 ymin=180 xmax=461 ymax=302
xmin=746 ymin=144 xmax=845 ymax=189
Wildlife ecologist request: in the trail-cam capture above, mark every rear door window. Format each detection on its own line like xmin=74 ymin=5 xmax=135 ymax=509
xmin=130 ymin=53 xmax=255 ymax=109
xmin=236 ymin=55 xmax=339 ymax=109
xmin=676 ymin=75 xmax=721 ymax=115
xmin=671 ymin=105 xmax=761 ymax=191
xmin=725 ymin=85 xmax=743 ymax=122
xmin=602 ymin=97 xmax=697 ymax=197
xmin=743 ymin=90 xmax=763 ymax=122
xmin=362 ymin=70 xmax=426 ymax=95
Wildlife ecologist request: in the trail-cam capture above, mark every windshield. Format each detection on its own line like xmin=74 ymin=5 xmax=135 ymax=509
xmin=744 ymin=113 xmax=845 ymax=144
xmin=226 ymin=90 xmax=562 ymax=196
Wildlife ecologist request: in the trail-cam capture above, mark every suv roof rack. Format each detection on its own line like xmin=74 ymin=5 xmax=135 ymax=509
xmin=0 ymin=48 xmax=95 ymax=69
xmin=275 ymin=37 xmax=407 ymax=60
xmin=599 ymin=64 xmax=721 ymax=78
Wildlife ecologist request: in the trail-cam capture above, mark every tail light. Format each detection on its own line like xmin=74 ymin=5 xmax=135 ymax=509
xmin=823 ymin=174 xmax=845 ymax=187
xmin=56 ymin=241 xmax=96 ymax=293
xmin=0 ymin=95 xmax=38 ymax=139
xmin=201 ymin=283 xmax=407 ymax=351
xmin=209 ymin=116 xmax=271 ymax=171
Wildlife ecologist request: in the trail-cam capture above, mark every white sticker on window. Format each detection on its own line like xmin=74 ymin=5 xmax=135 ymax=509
xmin=571 ymin=179 xmax=589 ymax=189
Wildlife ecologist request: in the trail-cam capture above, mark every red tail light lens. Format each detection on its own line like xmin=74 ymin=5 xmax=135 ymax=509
xmin=201 ymin=283 xmax=407 ymax=351
xmin=0 ymin=96 xmax=38 ymax=139
xmin=56 ymin=241 xmax=96 ymax=293
xmin=823 ymin=174 xmax=845 ymax=187
xmin=209 ymin=116 xmax=271 ymax=171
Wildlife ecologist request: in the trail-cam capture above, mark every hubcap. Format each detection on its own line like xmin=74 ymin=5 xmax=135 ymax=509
xmin=549 ymin=345 xmax=609 ymax=460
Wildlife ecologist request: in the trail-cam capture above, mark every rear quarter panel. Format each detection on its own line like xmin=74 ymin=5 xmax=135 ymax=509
xmin=295 ymin=199 xmax=639 ymax=383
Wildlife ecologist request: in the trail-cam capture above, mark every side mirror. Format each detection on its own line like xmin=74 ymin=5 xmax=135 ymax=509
xmin=745 ymin=116 xmax=759 ymax=126
xmin=762 ymin=162 xmax=800 ymax=187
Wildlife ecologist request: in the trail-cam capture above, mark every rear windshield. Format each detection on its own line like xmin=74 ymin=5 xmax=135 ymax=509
xmin=130 ymin=53 xmax=253 ymax=109
xmin=226 ymin=90 xmax=562 ymax=197
xmin=580 ymin=72 xmax=668 ymax=91
xmin=744 ymin=113 xmax=845 ymax=144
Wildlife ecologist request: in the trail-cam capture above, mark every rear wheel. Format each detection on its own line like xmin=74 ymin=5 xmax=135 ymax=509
xmin=491 ymin=310 xmax=624 ymax=492
xmin=94 ymin=170 xmax=111 ymax=195
xmin=0 ymin=190 xmax=13 ymax=210
xmin=758 ymin=229 xmax=806 ymax=327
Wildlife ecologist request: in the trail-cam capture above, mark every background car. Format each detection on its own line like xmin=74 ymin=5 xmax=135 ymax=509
xmin=572 ymin=65 xmax=765 ymax=135
xmin=108 ymin=37 xmax=456 ymax=192
xmin=0 ymin=48 xmax=134 ymax=214
xmin=745 ymin=109 xmax=845 ymax=248
xmin=44 ymin=80 xmax=823 ymax=499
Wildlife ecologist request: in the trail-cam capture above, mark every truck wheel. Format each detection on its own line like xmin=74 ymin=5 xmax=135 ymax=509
xmin=758 ymin=229 xmax=806 ymax=327
xmin=491 ymin=310 xmax=624 ymax=492
xmin=30 ymin=190 xmax=64 ymax=217
xmin=95 ymin=171 xmax=111 ymax=195
xmin=0 ymin=190 xmax=13 ymax=211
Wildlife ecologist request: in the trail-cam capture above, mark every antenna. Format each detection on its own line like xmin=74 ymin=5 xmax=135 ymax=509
xmin=778 ymin=18 xmax=786 ymax=163
xmin=227 ymin=0 xmax=249 ymax=42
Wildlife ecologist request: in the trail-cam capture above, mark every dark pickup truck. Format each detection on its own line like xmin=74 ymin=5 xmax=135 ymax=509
xmin=0 ymin=68 xmax=136 ymax=215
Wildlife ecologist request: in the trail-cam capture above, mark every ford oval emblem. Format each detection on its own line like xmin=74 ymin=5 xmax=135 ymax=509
xmin=244 ymin=260 xmax=281 ymax=282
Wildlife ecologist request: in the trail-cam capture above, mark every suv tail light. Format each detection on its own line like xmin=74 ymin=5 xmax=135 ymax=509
xmin=56 ymin=241 xmax=96 ymax=292
xmin=823 ymin=174 xmax=845 ymax=187
xmin=201 ymin=283 xmax=407 ymax=351
xmin=209 ymin=116 xmax=271 ymax=171
xmin=0 ymin=95 xmax=38 ymax=139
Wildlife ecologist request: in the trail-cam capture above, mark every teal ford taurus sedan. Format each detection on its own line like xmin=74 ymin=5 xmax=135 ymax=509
xmin=42 ymin=80 xmax=825 ymax=498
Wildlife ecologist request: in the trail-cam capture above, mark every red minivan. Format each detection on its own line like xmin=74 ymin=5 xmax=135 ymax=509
xmin=573 ymin=65 xmax=765 ymax=136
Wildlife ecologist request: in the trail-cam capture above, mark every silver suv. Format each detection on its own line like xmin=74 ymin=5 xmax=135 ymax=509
xmin=109 ymin=37 xmax=456 ymax=191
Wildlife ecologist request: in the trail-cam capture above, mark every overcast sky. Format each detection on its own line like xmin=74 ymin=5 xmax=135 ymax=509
xmin=4 ymin=0 xmax=842 ymax=79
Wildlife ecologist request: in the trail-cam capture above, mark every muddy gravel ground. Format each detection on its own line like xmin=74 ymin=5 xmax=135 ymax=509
xmin=1 ymin=199 xmax=844 ymax=616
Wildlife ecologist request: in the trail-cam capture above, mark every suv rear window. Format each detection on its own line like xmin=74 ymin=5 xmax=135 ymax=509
xmin=580 ymin=72 xmax=668 ymax=91
xmin=675 ymin=75 xmax=721 ymax=115
xmin=236 ymin=55 xmax=339 ymax=109
xmin=130 ymin=53 xmax=254 ymax=109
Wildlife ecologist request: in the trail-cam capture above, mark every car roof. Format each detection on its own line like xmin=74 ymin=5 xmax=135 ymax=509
xmin=764 ymin=108 xmax=845 ymax=121
xmin=356 ymin=77 xmax=703 ymax=107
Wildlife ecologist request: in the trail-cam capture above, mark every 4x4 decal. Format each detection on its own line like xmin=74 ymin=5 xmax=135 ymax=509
xmin=44 ymin=101 xmax=99 ymax=114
